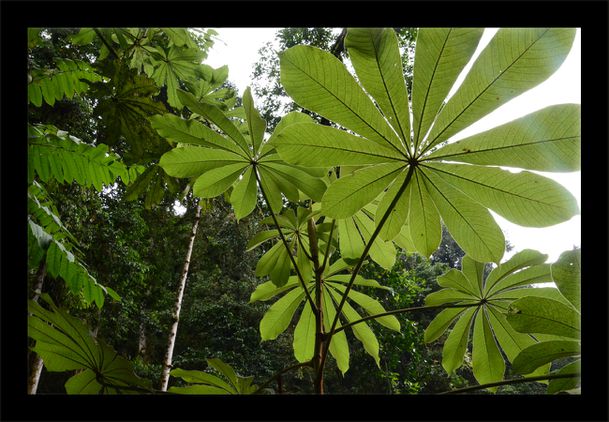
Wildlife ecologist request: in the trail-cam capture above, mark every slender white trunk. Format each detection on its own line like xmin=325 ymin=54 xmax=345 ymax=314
xmin=137 ymin=320 xmax=148 ymax=360
xmin=27 ymin=262 xmax=46 ymax=395
xmin=159 ymin=204 xmax=202 ymax=391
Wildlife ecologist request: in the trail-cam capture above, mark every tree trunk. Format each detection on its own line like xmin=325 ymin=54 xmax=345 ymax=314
xmin=27 ymin=261 xmax=46 ymax=395
xmin=159 ymin=203 xmax=202 ymax=391
xmin=307 ymin=218 xmax=325 ymax=395
xmin=137 ymin=320 xmax=148 ymax=361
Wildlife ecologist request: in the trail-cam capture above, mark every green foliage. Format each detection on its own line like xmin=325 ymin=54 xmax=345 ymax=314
xmin=273 ymin=28 xmax=579 ymax=264
xmin=250 ymin=256 xmax=399 ymax=374
xmin=28 ymin=295 xmax=151 ymax=394
xmin=157 ymin=88 xmax=326 ymax=218
xmin=507 ymin=249 xmax=581 ymax=394
xmin=28 ymin=26 xmax=580 ymax=397
xmin=28 ymin=124 xmax=143 ymax=189
xmin=423 ymin=251 xmax=564 ymax=389
xmin=169 ymin=359 xmax=257 ymax=394
xmin=28 ymin=58 xmax=104 ymax=107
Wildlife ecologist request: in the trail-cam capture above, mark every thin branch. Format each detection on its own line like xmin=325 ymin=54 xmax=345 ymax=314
xmin=252 ymin=361 xmax=312 ymax=394
xmin=254 ymin=167 xmax=317 ymax=313
xmin=320 ymin=164 xmax=416 ymax=374
xmin=320 ymin=219 xmax=336 ymax=273
xmin=440 ymin=372 xmax=580 ymax=395
xmin=330 ymin=302 xmax=480 ymax=335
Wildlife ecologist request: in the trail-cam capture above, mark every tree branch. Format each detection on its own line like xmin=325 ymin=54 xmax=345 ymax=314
xmin=319 ymin=164 xmax=416 ymax=375
xmin=440 ymin=372 xmax=580 ymax=395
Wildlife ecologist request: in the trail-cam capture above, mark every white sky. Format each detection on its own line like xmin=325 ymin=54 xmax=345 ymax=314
xmin=204 ymin=28 xmax=581 ymax=263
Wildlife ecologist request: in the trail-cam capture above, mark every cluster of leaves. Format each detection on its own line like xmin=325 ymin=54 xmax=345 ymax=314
xmin=28 ymin=295 xmax=151 ymax=394
xmin=28 ymin=124 xmax=143 ymax=190
xmin=154 ymin=27 xmax=580 ymax=389
xmin=424 ymin=248 xmax=581 ymax=393
xmin=272 ymin=28 xmax=579 ymax=264
xmin=507 ymin=249 xmax=581 ymax=393
xmin=28 ymin=58 xmax=104 ymax=107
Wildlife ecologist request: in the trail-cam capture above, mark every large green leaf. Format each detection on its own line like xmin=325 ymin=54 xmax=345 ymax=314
xmin=422 ymin=169 xmax=505 ymax=263
xmin=345 ymin=28 xmax=410 ymax=152
xmin=259 ymin=287 xmax=305 ymax=340
xmin=273 ymin=123 xmax=404 ymax=166
xmin=421 ymin=162 xmax=579 ymax=227
xmin=322 ymin=289 xmax=350 ymax=374
xmin=511 ymin=340 xmax=580 ymax=375
xmin=484 ymin=249 xmax=548 ymax=295
xmin=293 ymin=301 xmax=316 ymax=363
xmin=427 ymin=104 xmax=581 ymax=172
xmin=151 ymin=47 xmax=205 ymax=109
xmin=551 ymin=249 xmax=581 ymax=310
xmin=424 ymin=307 xmax=466 ymax=343
xmin=423 ymin=28 xmax=576 ymax=150
xmin=507 ymin=296 xmax=580 ymax=339
xmin=149 ymin=113 xmax=245 ymax=155
xmin=169 ymin=358 xmax=258 ymax=395
xmin=327 ymin=285 xmax=380 ymax=366
xmin=547 ymin=359 xmax=580 ymax=394
xmin=411 ymin=28 xmax=484 ymax=149
xmin=280 ymin=44 xmax=404 ymax=153
xmin=329 ymin=283 xmax=400 ymax=331
xmin=322 ymin=162 xmax=405 ymax=219
xmin=230 ymin=167 xmax=258 ymax=221
xmin=442 ymin=307 xmax=477 ymax=374
xmin=243 ymin=87 xmax=267 ymax=153
xmin=424 ymin=252 xmax=563 ymax=385
xmin=405 ymin=171 xmax=442 ymax=257
xmin=472 ymin=309 xmax=505 ymax=390
xmin=272 ymin=28 xmax=579 ymax=264
xmin=159 ymin=147 xmax=245 ymax=178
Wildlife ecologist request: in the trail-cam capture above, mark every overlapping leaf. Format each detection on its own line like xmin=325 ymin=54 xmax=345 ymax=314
xmin=28 ymin=59 xmax=104 ymax=107
xmin=28 ymin=124 xmax=142 ymax=190
xmin=157 ymin=88 xmax=327 ymax=220
xmin=28 ymin=295 xmax=150 ymax=394
xmin=273 ymin=28 xmax=579 ymax=263
xmin=506 ymin=249 xmax=581 ymax=393
xmin=423 ymin=251 xmax=564 ymax=389
xmin=250 ymin=257 xmax=398 ymax=373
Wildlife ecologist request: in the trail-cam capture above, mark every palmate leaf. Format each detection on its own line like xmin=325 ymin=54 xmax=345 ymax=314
xmin=169 ymin=359 xmax=258 ymax=395
xmin=94 ymin=69 xmax=169 ymax=160
xmin=424 ymin=250 xmax=557 ymax=389
xmin=250 ymin=259 xmax=397 ymax=370
xmin=506 ymin=248 xmax=581 ymax=393
xmin=28 ymin=295 xmax=151 ymax=394
xmin=156 ymin=89 xmax=328 ymax=220
xmin=274 ymin=28 xmax=579 ymax=263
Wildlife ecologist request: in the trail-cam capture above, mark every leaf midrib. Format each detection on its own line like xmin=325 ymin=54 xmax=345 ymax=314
xmin=425 ymin=136 xmax=579 ymax=161
xmin=421 ymin=163 xmax=569 ymax=211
